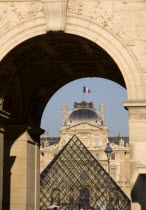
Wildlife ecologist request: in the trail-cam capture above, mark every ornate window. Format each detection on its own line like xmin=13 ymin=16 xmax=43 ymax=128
xmin=111 ymin=168 xmax=116 ymax=180
xmin=94 ymin=135 xmax=101 ymax=147
xmin=111 ymin=153 xmax=115 ymax=160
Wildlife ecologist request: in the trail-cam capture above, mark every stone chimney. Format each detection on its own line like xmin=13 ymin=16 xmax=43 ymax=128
xmin=62 ymin=104 xmax=67 ymax=125
xmin=100 ymin=104 xmax=104 ymax=124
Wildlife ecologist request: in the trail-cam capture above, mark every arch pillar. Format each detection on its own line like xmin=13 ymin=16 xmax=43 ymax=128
xmin=3 ymin=125 xmax=44 ymax=210
xmin=0 ymin=109 xmax=10 ymax=210
xmin=123 ymin=100 xmax=146 ymax=209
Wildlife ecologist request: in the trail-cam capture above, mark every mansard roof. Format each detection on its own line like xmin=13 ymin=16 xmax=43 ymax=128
xmin=74 ymin=101 xmax=94 ymax=108
xmin=66 ymin=101 xmax=102 ymax=126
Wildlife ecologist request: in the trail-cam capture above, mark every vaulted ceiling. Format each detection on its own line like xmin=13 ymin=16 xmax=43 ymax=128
xmin=0 ymin=32 xmax=125 ymax=126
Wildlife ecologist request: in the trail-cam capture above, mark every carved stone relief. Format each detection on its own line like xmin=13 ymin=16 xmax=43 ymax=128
xmin=67 ymin=0 xmax=146 ymax=70
xmin=129 ymin=107 xmax=146 ymax=120
xmin=0 ymin=2 xmax=43 ymax=33
xmin=67 ymin=0 xmax=146 ymax=45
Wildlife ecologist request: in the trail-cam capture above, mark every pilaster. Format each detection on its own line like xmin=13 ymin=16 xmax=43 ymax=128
xmin=0 ymin=109 xmax=10 ymax=210
xmin=123 ymin=100 xmax=146 ymax=209
xmin=3 ymin=125 xmax=44 ymax=210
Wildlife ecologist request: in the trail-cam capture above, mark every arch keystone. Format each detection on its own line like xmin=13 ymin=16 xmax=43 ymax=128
xmin=42 ymin=0 xmax=68 ymax=31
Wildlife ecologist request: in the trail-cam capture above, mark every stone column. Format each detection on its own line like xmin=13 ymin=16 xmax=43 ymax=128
xmin=0 ymin=110 xmax=9 ymax=210
xmin=34 ymin=142 xmax=40 ymax=210
xmin=3 ymin=125 xmax=44 ymax=210
xmin=123 ymin=100 xmax=146 ymax=209
xmin=100 ymin=104 xmax=104 ymax=124
xmin=62 ymin=104 xmax=67 ymax=125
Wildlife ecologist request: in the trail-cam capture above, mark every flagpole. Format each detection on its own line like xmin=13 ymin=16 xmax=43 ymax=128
xmin=83 ymin=86 xmax=84 ymax=101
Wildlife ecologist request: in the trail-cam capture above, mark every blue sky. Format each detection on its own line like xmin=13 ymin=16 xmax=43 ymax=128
xmin=41 ymin=77 xmax=128 ymax=137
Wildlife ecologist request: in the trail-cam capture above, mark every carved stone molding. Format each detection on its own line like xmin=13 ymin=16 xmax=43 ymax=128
xmin=129 ymin=107 xmax=146 ymax=120
xmin=123 ymin=100 xmax=146 ymax=120
xmin=67 ymin=0 xmax=146 ymax=45
xmin=5 ymin=125 xmax=44 ymax=143
xmin=43 ymin=0 xmax=68 ymax=31
xmin=67 ymin=0 xmax=146 ymax=73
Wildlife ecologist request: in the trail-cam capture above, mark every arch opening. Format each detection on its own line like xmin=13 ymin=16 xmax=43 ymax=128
xmin=0 ymin=32 xmax=126 ymax=128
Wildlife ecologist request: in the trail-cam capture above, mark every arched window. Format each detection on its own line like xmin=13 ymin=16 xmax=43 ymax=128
xmin=111 ymin=153 xmax=115 ymax=160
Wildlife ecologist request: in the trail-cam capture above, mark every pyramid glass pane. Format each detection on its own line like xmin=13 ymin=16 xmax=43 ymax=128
xmin=40 ymin=136 xmax=131 ymax=210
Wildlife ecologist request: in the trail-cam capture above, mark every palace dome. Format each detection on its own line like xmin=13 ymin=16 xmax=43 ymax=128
xmin=66 ymin=101 xmax=102 ymax=125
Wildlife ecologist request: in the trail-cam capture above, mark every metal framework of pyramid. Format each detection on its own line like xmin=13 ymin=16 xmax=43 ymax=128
xmin=40 ymin=135 xmax=131 ymax=210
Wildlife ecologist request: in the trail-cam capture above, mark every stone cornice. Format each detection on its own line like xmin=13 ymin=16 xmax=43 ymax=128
xmin=61 ymin=121 xmax=108 ymax=131
xmin=123 ymin=101 xmax=146 ymax=120
xmin=136 ymin=162 xmax=146 ymax=174
xmin=123 ymin=100 xmax=146 ymax=110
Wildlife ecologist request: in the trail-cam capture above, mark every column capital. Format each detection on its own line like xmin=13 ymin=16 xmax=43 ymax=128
xmin=123 ymin=100 xmax=146 ymax=110
xmin=123 ymin=100 xmax=146 ymax=121
xmin=5 ymin=124 xmax=44 ymax=133
xmin=27 ymin=126 xmax=44 ymax=136
xmin=5 ymin=124 xmax=44 ymax=143
xmin=27 ymin=126 xmax=44 ymax=145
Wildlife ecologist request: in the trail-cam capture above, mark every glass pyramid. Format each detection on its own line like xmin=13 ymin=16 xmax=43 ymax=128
xmin=40 ymin=135 xmax=131 ymax=210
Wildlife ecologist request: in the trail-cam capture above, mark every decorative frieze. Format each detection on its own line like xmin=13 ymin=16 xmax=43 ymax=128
xmin=0 ymin=2 xmax=43 ymax=33
xmin=129 ymin=107 xmax=146 ymax=120
xmin=123 ymin=101 xmax=146 ymax=120
xmin=67 ymin=0 xmax=146 ymax=45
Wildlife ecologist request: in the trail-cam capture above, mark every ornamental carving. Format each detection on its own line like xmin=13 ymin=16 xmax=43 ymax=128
xmin=67 ymin=0 xmax=146 ymax=46
xmin=0 ymin=2 xmax=43 ymax=32
xmin=129 ymin=108 xmax=146 ymax=120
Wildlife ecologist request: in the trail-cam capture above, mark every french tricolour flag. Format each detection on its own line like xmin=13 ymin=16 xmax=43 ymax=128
xmin=83 ymin=86 xmax=91 ymax=93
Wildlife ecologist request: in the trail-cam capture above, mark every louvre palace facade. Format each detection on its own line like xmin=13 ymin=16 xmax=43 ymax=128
xmin=40 ymin=101 xmax=130 ymax=199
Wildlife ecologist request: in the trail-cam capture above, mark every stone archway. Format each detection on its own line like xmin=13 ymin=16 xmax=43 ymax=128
xmin=0 ymin=1 xmax=146 ymax=210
